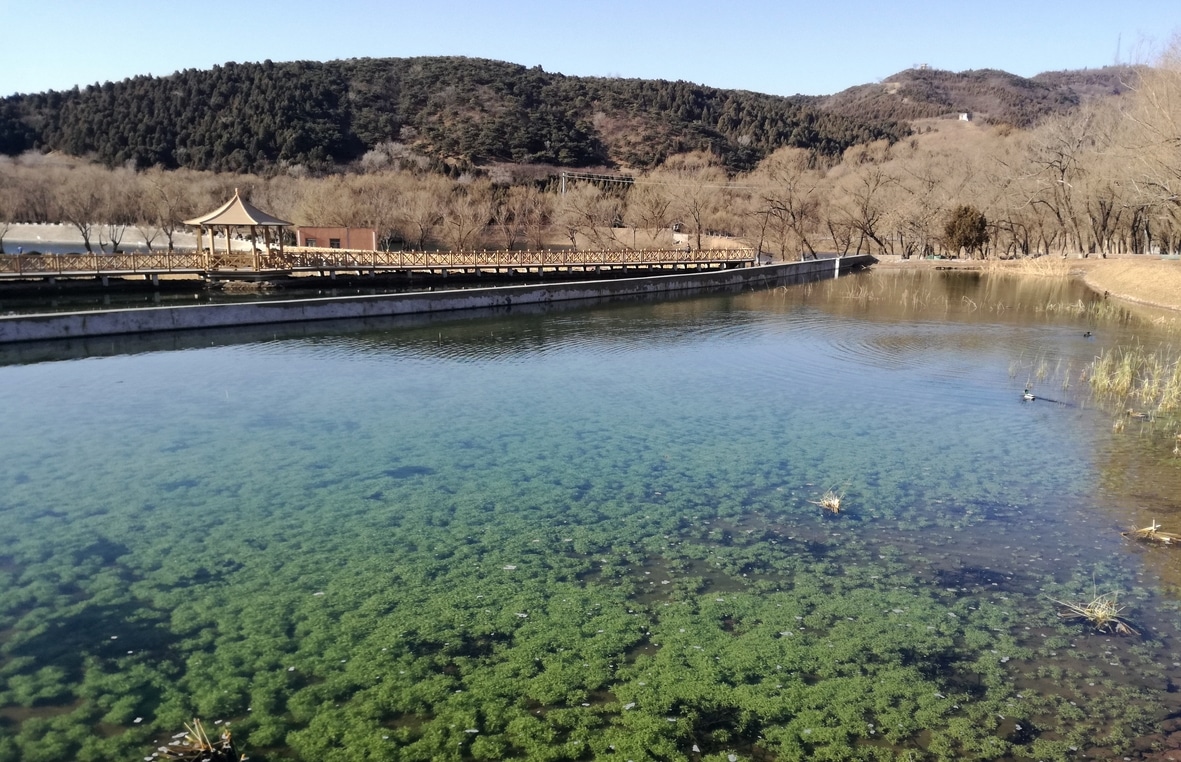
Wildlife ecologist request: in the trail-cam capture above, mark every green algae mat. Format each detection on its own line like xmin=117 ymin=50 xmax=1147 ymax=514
xmin=3 ymin=271 xmax=1181 ymax=761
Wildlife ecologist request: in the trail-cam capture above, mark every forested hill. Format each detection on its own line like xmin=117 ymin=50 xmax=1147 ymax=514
xmin=0 ymin=56 xmax=907 ymax=174
xmin=821 ymin=65 xmax=1138 ymax=126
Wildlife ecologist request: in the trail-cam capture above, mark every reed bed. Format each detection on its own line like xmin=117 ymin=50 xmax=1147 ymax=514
xmin=980 ymin=257 xmax=1076 ymax=278
xmin=1038 ymin=298 xmax=1133 ymax=323
xmin=1089 ymin=344 xmax=1181 ymax=414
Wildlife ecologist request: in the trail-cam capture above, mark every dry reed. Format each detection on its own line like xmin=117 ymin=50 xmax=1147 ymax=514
xmin=981 ymin=257 xmax=1075 ymax=278
xmin=1090 ymin=344 xmax=1181 ymax=416
xmin=157 ymin=718 xmax=241 ymax=761
xmin=809 ymin=486 xmax=845 ymax=514
xmin=1121 ymin=519 xmax=1181 ymax=545
xmin=1048 ymin=591 xmax=1139 ymax=636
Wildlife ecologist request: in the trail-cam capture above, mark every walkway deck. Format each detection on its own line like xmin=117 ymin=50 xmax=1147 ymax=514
xmin=0 ymin=256 xmax=876 ymax=346
xmin=0 ymin=247 xmax=756 ymax=282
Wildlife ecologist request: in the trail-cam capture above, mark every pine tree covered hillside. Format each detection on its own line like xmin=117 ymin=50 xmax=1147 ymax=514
xmin=0 ymin=57 xmax=908 ymax=174
xmin=821 ymin=65 xmax=1139 ymax=126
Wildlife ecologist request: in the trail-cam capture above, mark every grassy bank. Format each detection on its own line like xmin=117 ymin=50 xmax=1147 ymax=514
xmin=876 ymin=255 xmax=1181 ymax=314
xmin=1081 ymin=259 xmax=1181 ymax=313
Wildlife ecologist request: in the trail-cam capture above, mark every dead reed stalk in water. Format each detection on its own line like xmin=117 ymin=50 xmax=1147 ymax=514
xmin=157 ymin=718 xmax=243 ymax=761
xmin=809 ymin=486 xmax=845 ymax=514
xmin=1121 ymin=519 xmax=1181 ymax=545
xmin=1048 ymin=591 xmax=1139 ymax=636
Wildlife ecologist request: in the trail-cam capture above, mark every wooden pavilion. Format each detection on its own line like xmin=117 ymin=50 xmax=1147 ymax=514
xmin=184 ymin=189 xmax=292 ymax=271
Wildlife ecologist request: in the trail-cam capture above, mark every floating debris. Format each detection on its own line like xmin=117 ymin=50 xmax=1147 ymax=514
xmin=809 ymin=486 xmax=845 ymax=514
xmin=1048 ymin=591 xmax=1139 ymax=636
xmin=1121 ymin=519 xmax=1181 ymax=545
xmin=154 ymin=718 xmax=243 ymax=761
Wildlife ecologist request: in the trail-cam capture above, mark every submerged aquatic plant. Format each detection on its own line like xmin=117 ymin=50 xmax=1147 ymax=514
xmin=1048 ymin=591 xmax=1139 ymax=636
xmin=1121 ymin=519 xmax=1181 ymax=546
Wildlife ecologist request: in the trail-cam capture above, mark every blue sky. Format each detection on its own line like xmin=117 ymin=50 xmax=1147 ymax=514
xmin=1 ymin=0 xmax=1176 ymax=98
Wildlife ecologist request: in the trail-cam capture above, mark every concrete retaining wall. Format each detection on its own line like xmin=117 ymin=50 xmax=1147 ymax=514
xmin=0 ymin=256 xmax=873 ymax=344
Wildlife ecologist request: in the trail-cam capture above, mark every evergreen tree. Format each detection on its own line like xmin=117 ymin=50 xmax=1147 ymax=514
xmin=944 ymin=204 xmax=989 ymax=257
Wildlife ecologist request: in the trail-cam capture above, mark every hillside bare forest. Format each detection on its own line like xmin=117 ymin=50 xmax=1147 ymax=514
xmin=0 ymin=51 xmax=1178 ymax=259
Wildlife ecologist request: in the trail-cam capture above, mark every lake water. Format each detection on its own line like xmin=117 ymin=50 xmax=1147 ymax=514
xmin=2 ymin=269 xmax=1181 ymax=761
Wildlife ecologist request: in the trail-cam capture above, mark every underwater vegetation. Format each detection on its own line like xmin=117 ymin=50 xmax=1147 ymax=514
xmin=2 ymin=272 xmax=1181 ymax=761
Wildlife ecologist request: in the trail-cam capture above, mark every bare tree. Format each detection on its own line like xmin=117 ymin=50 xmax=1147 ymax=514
xmin=296 ymin=175 xmax=357 ymax=227
xmin=56 ymin=166 xmax=105 ymax=253
xmin=353 ymin=174 xmax=402 ymax=250
xmin=669 ymin=166 xmax=726 ymax=251
xmin=128 ymin=174 xmax=164 ymax=252
xmin=490 ymin=186 xmax=526 ymax=250
xmin=397 ymin=176 xmax=449 ymax=250
xmin=1026 ymin=107 xmax=1103 ymax=255
xmin=99 ymin=169 xmax=136 ymax=252
xmin=554 ymin=182 xmax=624 ymax=250
xmin=625 ymin=180 xmax=673 ymax=249
xmin=441 ymin=182 xmax=492 ymax=251
xmin=519 ymin=186 xmax=554 ymax=250
xmin=14 ymin=168 xmax=59 ymax=224
xmin=0 ymin=168 xmax=16 ymax=253
xmin=148 ymin=169 xmax=200 ymax=252
xmin=752 ymin=147 xmax=824 ymax=259
xmin=829 ymin=164 xmax=897 ymax=255
xmin=1116 ymin=42 xmax=1181 ymax=252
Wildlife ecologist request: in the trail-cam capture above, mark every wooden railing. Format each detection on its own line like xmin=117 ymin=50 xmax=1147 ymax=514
xmin=0 ymin=247 xmax=756 ymax=277
xmin=273 ymin=247 xmax=755 ymax=270
xmin=0 ymin=251 xmax=206 ymax=275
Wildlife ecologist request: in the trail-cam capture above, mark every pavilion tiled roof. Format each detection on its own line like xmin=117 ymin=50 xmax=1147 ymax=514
xmin=184 ymin=189 xmax=291 ymax=227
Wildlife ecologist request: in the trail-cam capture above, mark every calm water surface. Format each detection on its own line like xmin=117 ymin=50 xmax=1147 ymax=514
xmin=2 ymin=270 xmax=1181 ymax=761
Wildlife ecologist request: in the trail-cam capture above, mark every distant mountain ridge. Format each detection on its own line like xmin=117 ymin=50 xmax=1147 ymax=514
xmin=0 ymin=56 xmax=906 ymax=174
xmin=821 ymin=65 xmax=1138 ymax=126
xmin=0 ymin=57 xmax=1134 ymax=175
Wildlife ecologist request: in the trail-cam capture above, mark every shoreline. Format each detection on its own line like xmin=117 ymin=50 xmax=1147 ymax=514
xmin=5 ymin=232 xmax=1180 ymax=316
xmin=873 ymin=253 xmax=1181 ymax=315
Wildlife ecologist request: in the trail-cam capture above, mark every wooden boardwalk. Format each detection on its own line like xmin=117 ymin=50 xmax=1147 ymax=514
xmin=0 ymin=247 xmax=757 ymax=282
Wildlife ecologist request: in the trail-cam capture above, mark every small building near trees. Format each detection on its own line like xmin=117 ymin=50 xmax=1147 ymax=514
xmin=296 ymin=227 xmax=378 ymax=250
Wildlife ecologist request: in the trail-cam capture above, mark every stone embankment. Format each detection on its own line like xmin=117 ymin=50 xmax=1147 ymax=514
xmin=0 ymin=256 xmax=873 ymax=344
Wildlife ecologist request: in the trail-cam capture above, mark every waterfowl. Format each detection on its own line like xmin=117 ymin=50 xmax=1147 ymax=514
xmin=1022 ymin=389 xmax=1036 ymax=401
xmin=1083 ymin=331 xmax=1093 ymax=338
xmin=1126 ymin=409 xmax=1150 ymax=420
